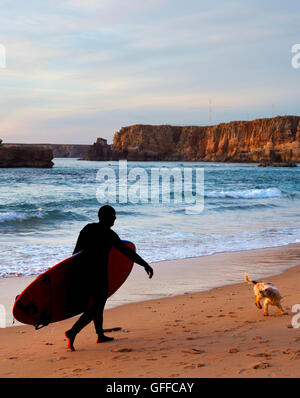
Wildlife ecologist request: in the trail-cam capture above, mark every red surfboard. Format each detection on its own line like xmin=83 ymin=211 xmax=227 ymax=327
xmin=12 ymin=241 xmax=135 ymax=329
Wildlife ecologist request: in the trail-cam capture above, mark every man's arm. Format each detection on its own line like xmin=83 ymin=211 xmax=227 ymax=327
xmin=73 ymin=227 xmax=88 ymax=255
xmin=113 ymin=239 xmax=153 ymax=279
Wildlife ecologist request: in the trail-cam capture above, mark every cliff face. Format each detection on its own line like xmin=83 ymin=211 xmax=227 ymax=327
xmin=44 ymin=144 xmax=90 ymax=158
xmin=4 ymin=143 xmax=90 ymax=158
xmin=83 ymin=138 xmax=118 ymax=161
xmin=0 ymin=145 xmax=54 ymax=168
xmin=111 ymin=116 xmax=300 ymax=162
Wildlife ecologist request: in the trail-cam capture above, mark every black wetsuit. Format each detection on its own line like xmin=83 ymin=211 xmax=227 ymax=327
xmin=70 ymin=222 xmax=147 ymax=335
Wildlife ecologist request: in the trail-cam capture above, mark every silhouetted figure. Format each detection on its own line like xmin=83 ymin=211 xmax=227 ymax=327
xmin=65 ymin=205 xmax=153 ymax=351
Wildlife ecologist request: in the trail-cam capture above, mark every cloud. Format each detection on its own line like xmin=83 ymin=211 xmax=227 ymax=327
xmin=0 ymin=0 xmax=299 ymax=143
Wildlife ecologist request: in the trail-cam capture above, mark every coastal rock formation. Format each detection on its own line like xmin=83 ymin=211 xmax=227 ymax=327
xmin=82 ymin=138 xmax=118 ymax=161
xmin=84 ymin=116 xmax=300 ymax=163
xmin=0 ymin=144 xmax=54 ymax=168
xmin=42 ymin=144 xmax=90 ymax=158
xmin=111 ymin=116 xmax=300 ymax=162
xmin=4 ymin=143 xmax=90 ymax=158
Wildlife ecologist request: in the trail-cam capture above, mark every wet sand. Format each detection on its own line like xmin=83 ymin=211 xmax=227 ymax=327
xmin=1 ymin=244 xmax=300 ymax=378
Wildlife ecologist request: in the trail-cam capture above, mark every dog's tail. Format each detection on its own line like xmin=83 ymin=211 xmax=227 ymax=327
xmin=245 ymin=273 xmax=257 ymax=285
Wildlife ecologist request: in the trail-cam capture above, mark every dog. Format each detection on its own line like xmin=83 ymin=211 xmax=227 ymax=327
xmin=245 ymin=273 xmax=286 ymax=316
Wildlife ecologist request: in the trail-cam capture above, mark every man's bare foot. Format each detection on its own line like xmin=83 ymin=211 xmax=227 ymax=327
xmin=96 ymin=334 xmax=114 ymax=343
xmin=65 ymin=330 xmax=76 ymax=351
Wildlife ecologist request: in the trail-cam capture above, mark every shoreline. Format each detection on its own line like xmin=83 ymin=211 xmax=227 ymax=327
xmin=1 ymin=242 xmax=300 ymax=329
xmin=150 ymin=240 xmax=300 ymax=266
xmin=1 ymin=245 xmax=300 ymax=377
xmin=2 ymin=239 xmax=300 ymax=278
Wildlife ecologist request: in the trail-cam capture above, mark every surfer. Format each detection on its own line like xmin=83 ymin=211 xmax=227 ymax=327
xmin=65 ymin=205 xmax=153 ymax=351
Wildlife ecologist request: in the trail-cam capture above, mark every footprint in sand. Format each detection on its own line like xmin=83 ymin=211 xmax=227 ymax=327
xmin=182 ymin=349 xmax=205 ymax=355
xmin=288 ymin=351 xmax=300 ymax=360
xmin=281 ymin=348 xmax=294 ymax=355
xmin=250 ymin=361 xmax=271 ymax=369
xmin=248 ymin=352 xmax=272 ymax=358
xmin=111 ymin=348 xmax=133 ymax=353
xmin=252 ymin=336 xmax=262 ymax=341
xmin=72 ymin=368 xmax=82 ymax=373
xmin=227 ymin=348 xmax=239 ymax=354
xmin=112 ymin=355 xmax=130 ymax=360
xmin=184 ymin=364 xmax=195 ymax=369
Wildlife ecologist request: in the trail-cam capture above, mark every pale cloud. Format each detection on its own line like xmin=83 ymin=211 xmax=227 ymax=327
xmin=0 ymin=0 xmax=299 ymax=143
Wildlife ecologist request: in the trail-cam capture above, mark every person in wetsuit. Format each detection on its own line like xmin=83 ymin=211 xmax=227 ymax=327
xmin=65 ymin=205 xmax=153 ymax=351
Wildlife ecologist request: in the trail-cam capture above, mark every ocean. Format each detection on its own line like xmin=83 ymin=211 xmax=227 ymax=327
xmin=0 ymin=158 xmax=299 ymax=280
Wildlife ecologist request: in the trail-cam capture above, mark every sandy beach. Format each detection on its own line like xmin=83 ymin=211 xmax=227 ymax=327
xmin=1 ymin=244 xmax=300 ymax=378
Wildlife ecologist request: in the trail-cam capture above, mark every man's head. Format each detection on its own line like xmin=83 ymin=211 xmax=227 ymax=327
xmin=98 ymin=205 xmax=116 ymax=227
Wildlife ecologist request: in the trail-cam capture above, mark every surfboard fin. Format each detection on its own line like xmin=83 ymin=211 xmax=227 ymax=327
xmin=34 ymin=323 xmax=48 ymax=330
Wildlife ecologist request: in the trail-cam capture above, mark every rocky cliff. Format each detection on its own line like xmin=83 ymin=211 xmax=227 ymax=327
xmin=4 ymin=143 xmax=90 ymax=158
xmin=111 ymin=116 xmax=300 ymax=162
xmin=83 ymin=138 xmax=118 ymax=161
xmin=44 ymin=144 xmax=90 ymax=158
xmin=0 ymin=144 xmax=54 ymax=168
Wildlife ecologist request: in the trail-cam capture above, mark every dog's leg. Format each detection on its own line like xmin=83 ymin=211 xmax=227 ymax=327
xmin=276 ymin=302 xmax=287 ymax=315
xmin=263 ymin=299 xmax=271 ymax=316
xmin=255 ymin=295 xmax=262 ymax=309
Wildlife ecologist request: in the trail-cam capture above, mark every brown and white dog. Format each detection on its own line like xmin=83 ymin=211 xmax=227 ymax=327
xmin=245 ymin=273 xmax=287 ymax=316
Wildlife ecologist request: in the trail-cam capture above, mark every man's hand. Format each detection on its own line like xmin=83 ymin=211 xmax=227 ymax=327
xmin=144 ymin=264 xmax=153 ymax=279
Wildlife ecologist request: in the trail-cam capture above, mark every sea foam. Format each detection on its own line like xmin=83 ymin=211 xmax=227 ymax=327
xmin=205 ymin=188 xmax=282 ymax=199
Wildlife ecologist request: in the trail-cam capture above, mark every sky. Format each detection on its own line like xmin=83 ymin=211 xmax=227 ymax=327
xmin=0 ymin=0 xmax=299 ymax=144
